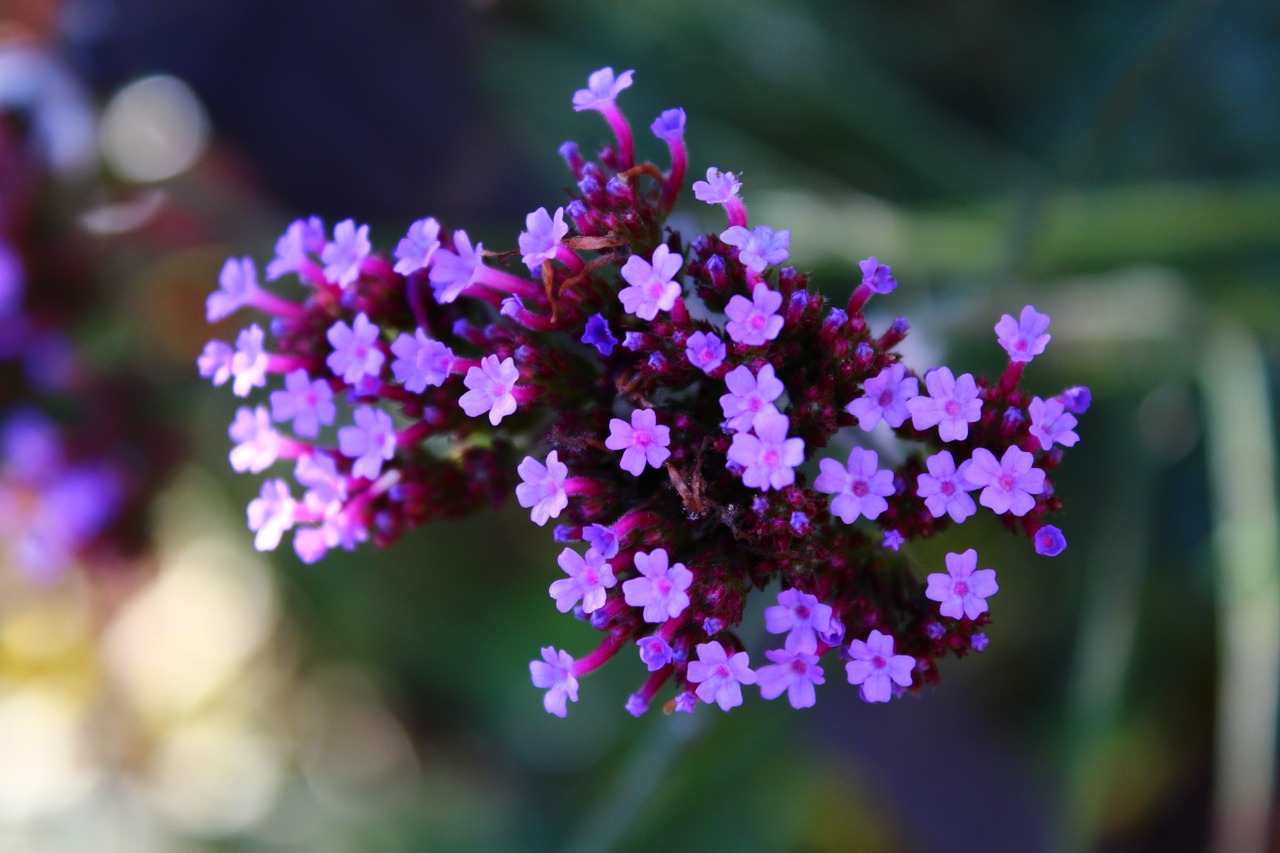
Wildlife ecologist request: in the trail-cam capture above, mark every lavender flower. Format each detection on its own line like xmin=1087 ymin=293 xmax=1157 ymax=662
xmin=814 ymin=447 xmax=895 ymax=523
xmin=321 ymin=219 xmax=372 ymax=288
xmin=459 ymin=355 xmax=521 ymax=425
xmin=847 ymin=364 xmax=917 ymax=431
xmin=756 ymin=649 xmax=825 ymax=709
xmin=764 ymin=589 xmax=834 ymax=655
xmin=622 ymin=548 xmax=693 ymax=623
xmin=267 ymin=216 xmax=325 ymax=280
xmin=572 ymin=67 xmax=634 ymax=112
xmin=858 ymin=256 xmax=897 ymax=294
xmin=845 ymin=630 xmax=915 ymax=703
xmin=916 ymin=450 xmax=979 ymax=523
xmin=530 ymin=647 xmax=579 ymax=717
xmin=719 ymin=225 xmax=790 ymax=273
xmin=907 ymin=367 xmax=983 ymax=441
xmin=338 ymin=406 xmax=396 ymax=480
xmin=197 ymin=339 xmax=233 ymax=387
xmin=390 ymin=330 xmax=455 ymax=392
xmin=605 ymin=408 xmax=671 ymax=476
xmin=550 ymin=547 xmax=616 ymax=614
xmin=995 ymin=305 xmax=1051 ymax=363
xmin=650 ymin=108 xmax=686 ymax=141
xmin=326 ymin=313 xmax=385 ymax=384
xmin=925 ymin=549 xmax=998 ymax=620
xmin=965 ymin=446 xmax=1046 ymax=517
xmin=1028 ymin=396 xmax=1080 ymax=450
xmin=686 ymin=641 xmax=756 ymax=711
xmin=581 ymin=314 xmax=618 ymax=356
xmin=231 ymin=325 xmax=269 ymax=397
xmin=393 ymin=217 xmax=441 ymax=275
xmin=692 ymin=167 xmax=741 ymax=204
xmin=516 ymin=451 xmax=568 ymax=526
xmin=518 ymin=206 xmax=569 ymax=270
xmin=207 ymin=256 xmax=259 ymax=322
xmin=618 ymin=244 xmax=683 ymax=320
xmin=719 ymin=363 xmax=784 ymax=433
xmin=428 ymin=230 xmax=481 ymax=303
xmin=724 ymin=282 xmax=784 ymax=346
xmin=685 ymin=331 xmax=726 ymax=374
xmin=270 ymin=369 xmax=336 ymax=438
xmin=247 ymin=479 xmax=296 ymax=551
xmin=1034 ymin=525 xmax=1067 ymax=556
xmin=637 ymin=635 xmax=674 ymax=671
xmin=229 ymin=406 xmax=279 ymax=474
xmin=726 ymin=409 xmax=804 ymax=491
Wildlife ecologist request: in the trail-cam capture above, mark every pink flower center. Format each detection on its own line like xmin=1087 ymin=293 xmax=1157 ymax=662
xmin=944 ymin=399 xmax=961 ymax=417
xmin=852 ymin=480 xmax=868 ymax=497
xmin=789 ymin=659 xmax=808 ymax=675
xmin=998 ymin=473 xmax=1015 ymax=491
xmin=941 ymin=481 xmax=955 ymax=496
xmin=954 ymin=581 xmax=969 ymax=596
xmin=878 ymin=390 xmax=894 ymax=407
xmin=794 ymin=604 xmax=811 ymax=620
xmin=656 ymin=578 xmax=672 ymax=596
xmin=647 ymin=282 xmax=665 ymax=300
xmin=1014 ymin=339 xmax=1028 ymax=352
xmin=749 ymin=397 xmax=763 ymax=412
xmin=714 ymin=663 xmax=730 ymax=680
xmin=871 ymin=654 xmax=886 ymax=670
xmin=634 ymin=430 xmax=652 ymax=447
xmin=750 ymin=314 xmax=766 ymax=330
xmin=763 ymin=449 xmax=780 ymax=467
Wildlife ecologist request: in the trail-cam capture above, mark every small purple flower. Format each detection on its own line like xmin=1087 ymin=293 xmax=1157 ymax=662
xmin=326 ymin=313 xmax=385 ymax=385
xmin=625 ymin=694 xmax=649 ymax=717
xmin=926 ymin=549 xmax=998 ymax=620
xmin=427 ymin=230 xmax=482 ymax=304
xmin=814 ymin=446 xmax=895 ymax=523
xmin=764 ymin=588 xmax=834 ymax=655
xmin=247 ymin=479 xmax=296 ymax=551
xmin=965 ymin=446 xmax=1046 ymax=517
xmin=207 ymin=256 xmax=259 ymax=322
xmin=1034 ymin=524 xmax=1067 ymax=556
xmin=720 ymin=363 xmax=784 ymax=433
xmin=907 ymin=367 xmax=983 ymax=441
xmin=971 ymin=633 xmax=990 ymax=652
xmin=1060 ymin=386 xmax=1092 ymax=414
xmin=515 ymin=451 xmax=568 ymax=526
xmin=270 ymin=369 xmax=336 ymax=438
xmin=623 ymin=548 xmax=693 ymax=623
xmin=692 ymin=168 xmax=741 ymax=205
xmin=518 ymin=206 xmax=569 ymax=270
xmin=230 ymin=324 xmax=269 ymax=397
xmin=719 ymin=225 xmax=790 ymax=273
xmin=197 ymin=339 xmax=233 ymax=387
xmin=724 ymin=282 xmax=785 ymax=346
xmin=393 ymin=217 xmax=441 ymax=275
xmin=583 ymin=523 xmax=621 ymax=558
xmin=685 ymin=331 xmax=726 ymax=374
xmin=858 ymin=256 xmax=897 ymax=295
xmin=619 ymin=244 xmax=683 ymax=321
xmin=846 ymin=630 xmax=915 ymax=703
xmin=995 ymin=305 xmax=1052 ymax=363
xmin=390 ymin=330 xmax=455 ymax=393
xmin=916 ymin=450 xmax=979 ymax=523
xmin=295 ymin=453 xmax=347 ymax=516
xmin=883 ymin=529 xmax=905 ymax=551
xmin=338 ymin=406 xmax=396 ymax=480
xmin=638 ymin=635 xmax=674 ymax=672
xmin=321 ymin=219 xmax=371 ymax=289
xmin=847 ymin=364 xmax=918 ymax=431
xmin=572 ymin=67 xmax=634 ymax=112
xmin=530 ymin=646 xmax=578 ymax=718
xmin=650 ymin=108 xmax=685 ymax=141
xmin=266 ymin=216 xmax=325 ymax=281
xmin=580 ymin=314 xmax=618 ymax=357
xmin=726 ymin=409 xmax=805 ymax=491
xmin=605 ymin=408 xmax=671 ymax=476
xmin=460 ymin=355 xmax=521 ymax=426
xmin=1029 ymin=396 xmax=1080 ymax=451
xmin=790 ymin=511 xmax=811 ymax=535
xmin=673 ymin=692 xmax=697 ymax=714
xmin=686 ymin=641 xmax=756 ymax=711
xmin=229 ymin=406 xmax=279 ymax=474
xmin=550 ymin=547 xmax=616 ymax=614
xmin=756 ymin=649 xmax=825 ymax=709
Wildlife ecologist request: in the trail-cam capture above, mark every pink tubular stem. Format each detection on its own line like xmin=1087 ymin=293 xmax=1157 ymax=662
xmin=660 ymin=138 xmax=688 ymax=212
xmin=573 ymin=630 xmax=629 ymax=677
xmin=601 ymin=105 xmax=634 ymax=170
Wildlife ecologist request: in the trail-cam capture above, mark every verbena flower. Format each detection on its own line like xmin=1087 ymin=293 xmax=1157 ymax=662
xmin=206 ymin=66 xmax=1085 ymax=719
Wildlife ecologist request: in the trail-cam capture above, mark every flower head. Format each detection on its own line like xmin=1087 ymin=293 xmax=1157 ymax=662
xmin=208 ymin=256 xmax=259 ymax=322
xmin=814 ymin=446 xmax=895 ymax=523
xmin=719 ymin=363 xmax=784 ymax=434
xmin=605 ymin=408 xmax=671 ymax=476
xmin=460 ymin=355 xmax=521 ymax=425
xmin=995 ymin=305 xmax=1051 ymax=363
xmin=270 ymin=369 xmax=336 ymax=438
xmin=692 ymin=168 xmax=741 ymax=205
xmin=550 ymin=547 xmax=616 ymax=614
xmin=326 ymin=313 xmax=385 ymax=385
xmin=925 ymin=549 xmax=998 ymax=620
xmin=390 ymin=330 xmax=455 ymax=393
xmin=530 ymin=647 xmax=578 ymax=717
xmin=393 ymin=217 xmax=441 ymax=276
xmin=719 ymin=225 xmax=790 ymax=273
xmin=622 ymin=547 xmax=693 ymax=623
xmin=515 ymin=451 xmax=568 ymax=526
xmin=650 ymin=108 xmax=686 ymax=141
xmin=858 ymin=256 xmax=897 ymax=295
xmin=618 ymin=244 xmax=683 ymax=320
xmin=428 ymin=230 xmax=481 ymax=304
xmin=764 ymin=588 xmax=834 ymax=655
xmin=518 ymin=206 xmax=569 ymax=270
xmin=726 ymin=409 xmax=804 ymax=491
xmin=572 ymin=67 xmax=634 ymax=112
xmin=1029 ymin=396 xmax=1080 ymax=451
xmin=906 ymin=367 xmax=983 ymax=442
xmin=756 ymin=649 xmax=825 ymax=709
xmin=724 ymin=282 xmax=784 ymax=346
xmin=847 ymin=363 xmax=918 ymax=431
xmin=686 ymin=641 xmax=756 ymax=711
xmin=916 ymin=450 xmax=979 ymax=523
xmin=845 ymin=630 xmax=915 ymax=703
xmin=965 ymin=446 xmax=1046 ymax=517
xmin=684 ymin=331 xmax=725 ymax=374
xmin=321 ymin=219 xmax=371 ymax=288
xmin=338 ymin=406 xmax=396 ymax=480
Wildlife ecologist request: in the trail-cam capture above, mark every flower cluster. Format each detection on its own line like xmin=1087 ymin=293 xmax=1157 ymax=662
xmin=206 ymin=68 xmax=1086 ymax=717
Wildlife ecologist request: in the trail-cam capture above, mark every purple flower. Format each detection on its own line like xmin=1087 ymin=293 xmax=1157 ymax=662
xmin=295 ymin=454 xmax=347 ymax=516
xmin=692 ymin=168 xmax=741 ymax=205
xmin=907 ymin=367 xmax=983 ymax=441
xmin=724 ymin=282 xmax=785 ymax=346
xmin=845 ymin=630 xmax=915 ymax=703
xmin=266 ymin=216 xmax=325 ymax=281
xmin=995 ymin=305 xmax=1051 ymax=363
xmin=1028 ymin=396 xmax=1080 ymax=451
xmin=637 ymin=635 xmax=674 ymax=671
xmin=228 ymin=406 xmax=279 ymax=474
xmin=207 ymin=256 xmax=259 ymax=322
xmin=916 ymin=450 xmax=979 ymax=523
xmin=270 ymin=369 xmax=336 ymax=438
xmin=719 ymin=225 xmax=790 ymax=273
xmin=518 ymin=206 xmax=569 ymax=270
xmin=197 ymin=339 xmax=233 ymax=387
xmin=764 ymin=588 xmax=834 ymax=655
xmin=515 ymin=451 xmax=568 ymax=526
xmin=623 ymin=547 xmax=693 ymax=623
xmin=858 ymin=256 xmax=897 ymax=295
xmin=321 ymin=219 xmax=371 ymax=288
xmin=1060 ymin=386 xmax=1092 ymax=414
xmin=971 ymin=633 xmax=990 ymax=651
xmin=530 ymin=646 xmax=578 ymax=718
xmin=393 ymin=217 xmax=441 ymax=275
xmin=572 ymin=67 xmax=634 ymax=112
xmin=726 ymin=409 xmax=805 ymax=491
xmin=390 ymin=330 xmax=455 ymax=393
xmin=338 ymin=406 xmax=396 ymax=480
xmin=1034 ymin=524 xmax=1067 ymax=556
xmin=926 ymin=549 xmax=998 ymax=620
xmin=582 ymin=523 xmax=620 ymax=558
xmin=686 ymin=641 xmax=756 ymax=711
xmin=549 ymin=547 xmax=616 ymax=614
xmin=326 ymin=313 xmax=385 ymax=385
xmin=580 ymin=314 xmax=618 ymax=357
xmin=605 ymin=408 xmax=671 ymax=476
xmin=428 ymin=230 xmax=481 ymax=304
xmin=650 ymin=108 xmax=685 ymax=141
xmin=459 ymin=355 xmax=521 ymax=426
xmin=756 ymin=649 xmax=825 ymax=709
xmin=230 ymin=324 xmax=269 ymax=397
xmin=847 ymin=364 xmax=918 ymax=431
xmin=619 ymin=244 xmax=683 ymax=320
xmin=814 ymin=447 xmax=895 ymax=523
xmin=720 ymin=363 xmax=784 ymax=433
xmin=247 ymin=479 xmax=296 ymax=551
xmin=684 ymin=331 xmax=725 ymax=374
xmin=965 ymin=446 xmax=1045 ymax=516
